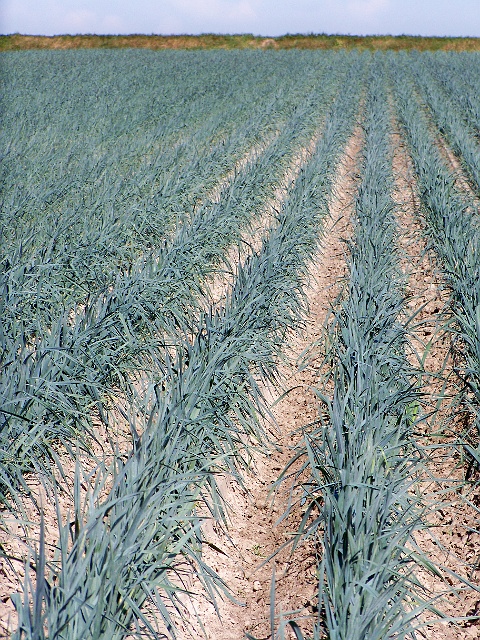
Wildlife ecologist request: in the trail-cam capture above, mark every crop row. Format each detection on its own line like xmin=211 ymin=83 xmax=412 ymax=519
xmin=406 ymin=54 xmax=480 ymax=195
xmin=392 ymin=53 xmax=480 ymax=471
xmin=0 ymin=53 xmax=352 ymax=515
xmin=2 ymin=51 xmax=341 ymax=298
xmin=282 ymin=58 xmax=431 ymax=640
xmin=422 ymin=52 xmax=480 ymax=137
xmin=11 ymin=56 xmax=364 ymax=639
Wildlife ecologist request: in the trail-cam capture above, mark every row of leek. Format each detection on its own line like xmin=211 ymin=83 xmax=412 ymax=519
xmin=12 ymin=55 xmax=365 ymax=640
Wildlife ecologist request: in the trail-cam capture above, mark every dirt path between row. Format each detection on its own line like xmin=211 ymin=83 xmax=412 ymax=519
xmin=0 ymin=121 xmax=333 ymax=640
xmin=208 ymin=126 xmax=327 ymax=307
xmin=434 ymin=132 xmax=480 ymax=208
xmin=182 ymin=128 xmax=362 ymax=640
xmin=392 ymin=126 xmax=480 ymax=640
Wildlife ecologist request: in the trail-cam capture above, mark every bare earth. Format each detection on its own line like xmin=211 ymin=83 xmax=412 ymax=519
xmin=392 ymin=125 xmax=480 ymax=640
xmin=182 ymin=129 xmax=361 ymax=640
xmin=1 ymin=123 xmax=479 ymax=639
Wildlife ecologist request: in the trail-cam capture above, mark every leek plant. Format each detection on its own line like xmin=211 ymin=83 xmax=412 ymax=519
xmin=422 ymin=52 xmax=480 ymax=138
xmin=407 ymin=55 xmax=480 ymax=195
xmin=0 ymin=52 xmax=349 ymax=514
xmin=2 ymin=50 xmax=343 ymax=321
xmin=391 ymin=52 xmax=480 ymax=470
xmin=12 ymin=55 xmax=365 ymax=640
xmin=282 ymin=59 xmax=431 ymax=640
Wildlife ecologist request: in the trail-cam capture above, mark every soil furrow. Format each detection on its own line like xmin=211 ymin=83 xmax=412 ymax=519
xmin=186 ymin=126 xmax=362 ymax=640
xmin=391 ymin=125 xmax=480 ymax=640
xmin=208 ymin=126 xmax=326 ymax=307
xmin=434 ymin=133 xmax=480 ymax=207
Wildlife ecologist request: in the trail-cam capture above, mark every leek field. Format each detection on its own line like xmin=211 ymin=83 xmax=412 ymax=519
xmin=1 ymin=49 xmax=480 ymax=639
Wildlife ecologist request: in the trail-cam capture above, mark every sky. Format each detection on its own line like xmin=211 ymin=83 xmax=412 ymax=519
xmin=1 ymin=0 xmax=480 ymax=38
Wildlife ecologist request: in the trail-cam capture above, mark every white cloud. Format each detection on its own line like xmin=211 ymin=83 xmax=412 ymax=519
xmin=178 ymin=0 xmax=255 ymax=22
xmin=66 ymin=9 xmax=97 ymax=31
xmin=92 ymin=0 xmax=259 ymax=36
xmin=153 ymin=15 xmax=184 ymax=34
xmin=346 ymin=0 xmax=389 ymax=19
xmin=312 ymin=0 xmax=391 ymax=34
xmin=101 ymin=14 xmax=127 ymax=32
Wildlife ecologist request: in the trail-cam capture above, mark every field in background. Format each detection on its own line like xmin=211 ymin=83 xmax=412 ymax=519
xmin=1 ymin=32 xmax=480 ymax=51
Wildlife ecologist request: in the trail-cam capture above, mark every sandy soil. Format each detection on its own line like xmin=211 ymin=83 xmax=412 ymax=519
xmin=434 ymin=132 xmax=480 ymax=207
xmin=392 ymin=125 xmax=480 ymax=640
xmin=177 ymin=128 xmax=362 ymax=640
xmin=2 ymin=118 xmax=479 ymax=640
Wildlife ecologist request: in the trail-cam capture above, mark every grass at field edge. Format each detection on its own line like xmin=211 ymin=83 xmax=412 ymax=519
xmin=1 ymin=33 xmax=480 ymax=52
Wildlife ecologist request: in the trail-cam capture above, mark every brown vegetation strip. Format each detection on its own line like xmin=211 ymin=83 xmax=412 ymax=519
xmin=2 ymin=34 xmax=480 ymax=52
